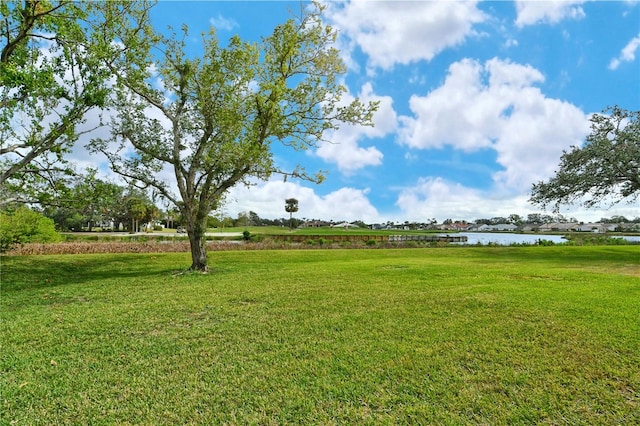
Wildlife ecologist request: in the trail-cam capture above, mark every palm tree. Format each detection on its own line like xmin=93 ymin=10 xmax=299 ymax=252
xmin=284 ymin=198 xmax=299 ymax=232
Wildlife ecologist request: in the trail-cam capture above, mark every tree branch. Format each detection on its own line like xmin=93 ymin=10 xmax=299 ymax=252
xmin=1 ymin=0 xmax=70 ymax=63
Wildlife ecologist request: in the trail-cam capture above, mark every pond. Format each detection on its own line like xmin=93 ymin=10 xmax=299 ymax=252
xmin=452 ymin=232 xmax=640 ymax=246
xmin=455 ymin=232 xmax=566 ymax=245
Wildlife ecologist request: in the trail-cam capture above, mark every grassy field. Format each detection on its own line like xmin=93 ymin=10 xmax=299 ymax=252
xmin=56 ymin=226 xmax=442 ymax=243
xmin=2 ymin=246 xmax=639 ymax=424
xmin=208 ymin=226 xmax=444 ymax=235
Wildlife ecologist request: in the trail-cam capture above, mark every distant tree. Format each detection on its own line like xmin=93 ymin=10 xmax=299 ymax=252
xmin=70 ymin=170 xmax=124 ymax=231
xmin=489 ymin=217 xmax=508 ymax=225
xmin=599 ymin=215 xmax=629 ymax=224
xmin=508 ymin=214 xmax=523 ymax=225
xmin=353 ymin=220 xmax=367 ymax=228
xmin=143 ymin=204 xmax=161 ymax=231
xmin=47 ymin=206 xmax=85 ymax=232
xmin=236 ymin=212 xmax=251 ymax=228
xmin=91 ymin=3 xmax=377 ymax=271
xmin=530 ymin=106 xmax=640 ymax=212
xmin=553 ymin=214 xmax=568 ymax=224
xmin=285 ymin=198 xmax=299 ymax=231
xmin=220 ymin=216 xmax=234 ymax=229
xmin=0 ymin=1 xmax=154 ymax=205
xmin=248 ymin=211 xmax=262 ymax=227
xmin=526 ymin=214 xmax=543 ymax=225
xmin=126 ymin=197 xmax=147 ymax=233
xmin=263 ymin=217 xmax=287 ymax=227
xmin=165 ymin=206 xmax=180 ymax=229
xmin=207 ymin=215 xmax=221 ymax=229
xmin=41 ymin=169 xmax=124 ymax=231
xmin=115 ymin=188 xmax=156 ymax=233
xmin=236 ymin=211 xmax=262 ymax=227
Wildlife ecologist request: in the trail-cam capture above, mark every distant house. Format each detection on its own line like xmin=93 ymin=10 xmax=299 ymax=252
xmin=616 ymin=222 xmax=640 ymax=232
xmin=300 ymin=220 xmax=329 ymax=228
xmin=470 ymin=223 xmax=517 ymax=232
xmin=491 ymin=223 xmax=518 ymax=231
xmin=469 ymin=224 xmax=491 ymax=232
xmin=536 ymin=222 xmax=579 ymax=232
xmin=576 ymin=223 xmax=616 ymax=233
xmin=439 ymin=222 xmax=471 ymax=231
xmin=331 ymin=222 xmax=360 ymax=229
xmin=563 ymin=223 xmax=581 ymax=232
xmin=603 ymin=223 xmax=622 ymax=232
xmin=576 ymin=223 xmax=599 ymax=233
xmin=141 ymin=220 xmax=164 ymax=231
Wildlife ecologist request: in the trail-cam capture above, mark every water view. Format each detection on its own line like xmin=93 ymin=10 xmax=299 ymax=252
xmin=454 ymin=233 xmax=640 ymax=246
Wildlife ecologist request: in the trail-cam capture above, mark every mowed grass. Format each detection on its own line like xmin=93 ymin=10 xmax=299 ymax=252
xmin=2 ymin=246 xmax=639 ymax=424
xmin=208 ymin=225 xmax=443 ymax=236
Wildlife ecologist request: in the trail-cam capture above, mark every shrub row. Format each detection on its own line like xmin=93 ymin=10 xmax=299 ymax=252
xmin=2 ymin=239 xmax=438 ymax=255
xmin=5 ymin=241 xmax=205 ymax=256
xmin=5 ymin=235 xmax=633 ymax=256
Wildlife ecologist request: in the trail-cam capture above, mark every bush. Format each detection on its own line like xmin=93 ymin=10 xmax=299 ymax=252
xmin=566 ymin=234 xmax=631 ymax=246
xmin=0 ymin=207 xmax=61 ymax=252
xmin=250 ymin=234 xmax=264 ymax=243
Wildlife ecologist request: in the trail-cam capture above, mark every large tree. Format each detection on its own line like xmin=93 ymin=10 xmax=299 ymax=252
xmin=92 ymin=3 xmax=377 ymax=272
xmin=530 ymin=106 xmax=640 ymax=212
xmin=0 ymin=0 xmax=154 ymax=205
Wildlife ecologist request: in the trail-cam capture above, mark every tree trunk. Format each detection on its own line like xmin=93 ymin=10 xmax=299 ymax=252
xmin=187 ymin=219 xmax=208 ymax=272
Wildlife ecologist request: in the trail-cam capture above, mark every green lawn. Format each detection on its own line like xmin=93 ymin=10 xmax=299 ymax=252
xmin=208 ymin=225 xmax=444 ymax=236
xmin=2 ymin=246 xmax=639 ymax=424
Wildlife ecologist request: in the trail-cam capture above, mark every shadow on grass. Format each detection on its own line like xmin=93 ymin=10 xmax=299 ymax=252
xmin=1 ymin=253 xmax=190 ymax=293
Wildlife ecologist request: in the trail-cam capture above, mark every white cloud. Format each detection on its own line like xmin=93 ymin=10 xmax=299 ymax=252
xmin=315 ymin=137 xmax=383 ymax=176
xmin=609 ymin=33 xmax=640 ymax=70
xmin=398 ymin=58 xmax=544 ymax=151
xmin=505 ymin=38 xmax=519 ymax=48
xmin=398 ymin=57 xmax=590 ymax=193
xmin=323 ymin=0 xmax=486 ymax=70
xmin=395 ymin=176 xmax=639 ymax=223
xmin=514 ymin=1 xmax=587 ymax=27
xmin=316 ymin=83 xmax=396 ymax=175
xmin=491 ymin=98 xmax=589 ymax=191
xmin=396 ymin=176 xmax=531 ymax=221
xmin=225 ymin=179 xmax=382 ymax=222
xmin=209 ymin=14 xmax=238 ymax=31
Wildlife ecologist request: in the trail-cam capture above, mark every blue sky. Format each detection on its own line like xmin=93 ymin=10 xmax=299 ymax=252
xmin=83 ymin=1 xmax=640 ymax=223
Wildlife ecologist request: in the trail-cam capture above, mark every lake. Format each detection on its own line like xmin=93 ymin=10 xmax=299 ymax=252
xmin=453 ymin=232 xmax=640 ymax=246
